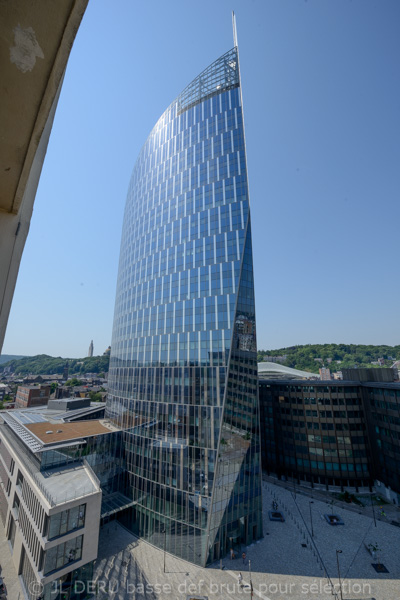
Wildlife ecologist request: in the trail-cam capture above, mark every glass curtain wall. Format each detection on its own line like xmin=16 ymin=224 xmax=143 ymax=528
xmin=107 ymin=46 xmax=262 ymax=566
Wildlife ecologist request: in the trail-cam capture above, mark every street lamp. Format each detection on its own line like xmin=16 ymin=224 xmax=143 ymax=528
xmin=162 ymin=526 xmax=166 ymax=573
xmin=370 ymin=492 xmax=376 ymax=527
xmin=309 ymin=501 xmax=314 ymax=537
xmin=336 ymin=550 xmax=343 ymax=600
xmin=249 ymin=559 xmax=253 ymax=599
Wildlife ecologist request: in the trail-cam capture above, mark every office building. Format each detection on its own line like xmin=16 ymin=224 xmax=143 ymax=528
xmin=107 ymin=44 xmax=262 ymax=566
xmin=363 ymin=382 xmax=400 ymax=504
xmin=88 ymin=340 xmax=94 ymax=358
xmin=342 ymin=367 xmax=396 ymax=383
xmin=259 ymin=374 xmax=400 ymax=504
xmin=0 ymin=404 xmax=122 ymax=600
xmin=259 ymin=379 xmax=372 ymax=491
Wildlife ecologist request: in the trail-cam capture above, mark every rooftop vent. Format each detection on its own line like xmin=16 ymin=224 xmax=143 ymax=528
xmin=56 ymin=430 xmax=62 ymax=433
xmin=46 ymin=431 xmax=53 ymax=434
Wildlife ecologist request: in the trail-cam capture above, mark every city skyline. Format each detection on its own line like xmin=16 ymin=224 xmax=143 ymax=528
xmin=2 ymin=0 xmax=400 ymax=357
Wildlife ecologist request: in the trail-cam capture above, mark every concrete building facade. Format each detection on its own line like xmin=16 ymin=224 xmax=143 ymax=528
xmin=0 ymin=413 xmax=102 ymax=600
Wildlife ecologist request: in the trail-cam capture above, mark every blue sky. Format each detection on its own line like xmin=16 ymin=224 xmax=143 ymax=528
xmin=3 ymin=0 xmax=400 ymax=358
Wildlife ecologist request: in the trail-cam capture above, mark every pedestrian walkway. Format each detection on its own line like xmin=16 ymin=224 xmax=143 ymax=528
xmin=91 ymin=480 xmax=400 ymax=600
xmin=263 ymin=474 xmax=400 ymax=525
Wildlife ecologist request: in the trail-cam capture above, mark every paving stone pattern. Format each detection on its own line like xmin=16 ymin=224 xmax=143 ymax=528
xmin=93 ymin=480 xmax=400 ymax=600
xmin=0 ymin=479 xmax=398 ymax=600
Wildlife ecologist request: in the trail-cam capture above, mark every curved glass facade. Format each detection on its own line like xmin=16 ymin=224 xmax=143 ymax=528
xmin=107 ymin=47 xmax=262 ymax=566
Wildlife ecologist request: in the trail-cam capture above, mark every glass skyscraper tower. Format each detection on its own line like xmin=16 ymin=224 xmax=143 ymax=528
xmin=107 ymin=43 xmax=262 ymax=566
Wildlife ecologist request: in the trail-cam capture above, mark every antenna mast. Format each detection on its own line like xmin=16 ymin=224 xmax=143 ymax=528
xmin=232 ymin=11 xmax=238 ymax=47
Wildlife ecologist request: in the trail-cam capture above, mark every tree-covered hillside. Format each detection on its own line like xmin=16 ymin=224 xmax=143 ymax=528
xmin=257 ymin=344 xmax=400 ymax=374
xmin=2 ymin=345 xmax=399 ymax=376
xmin=0 ymin=354 xmax=26 ymax=365
xmin=0 ymin=354 xmax=109 ymax=376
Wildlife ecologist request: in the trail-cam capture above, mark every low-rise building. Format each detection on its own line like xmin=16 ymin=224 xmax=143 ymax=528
xmin=0 ymin=406 xmax=120 ymax=599
xmin=15 ymin=385 xmax=50 ymax=408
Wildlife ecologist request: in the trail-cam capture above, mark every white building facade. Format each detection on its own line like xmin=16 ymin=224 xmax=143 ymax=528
xmin=0 ymin=414 xmax=102 ymax=600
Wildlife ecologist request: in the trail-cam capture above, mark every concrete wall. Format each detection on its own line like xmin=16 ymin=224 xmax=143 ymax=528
xmin=0 ymin=425 xmax=101 ymax=591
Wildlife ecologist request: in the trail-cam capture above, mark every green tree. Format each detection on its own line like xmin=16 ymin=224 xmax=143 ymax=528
xmin=255 ymin=343 xmax=400 ymax=373
xmin=65 ymin=378 xmax=83 ymax=387
xmin=0 ymin=353 xmax=110 ymax=376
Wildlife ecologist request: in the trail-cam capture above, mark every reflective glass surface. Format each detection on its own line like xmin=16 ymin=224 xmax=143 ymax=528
xmin=43 ymin=534 xmax=83 ymax=575
xmin=107 ymin=47 xmax=262 ymax=566
xmin=48 ymin=504 xmax=86 ymax=540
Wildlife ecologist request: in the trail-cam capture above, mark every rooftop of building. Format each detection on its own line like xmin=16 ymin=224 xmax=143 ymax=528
xmin=35 ymin=462 xmax=99 ymax=505
xmin=6 ymin=399 xmax=106 ymax=420
xmin=16 ymin=384 xmax=50 ymax=390
xmin=0 ymin=420 xmax=100 ymax=506
xmin=0 ymin=402 xmax=115 ymax=453
xmin=25 ymin=420 xmax=113 ymax=444
xmin=360 ymin=381 xmax=400 ymax=390
xmin=259 ymin=378 xmax=400 ymax=389
xmin=260 ymin=378 xmax=357 ymax=386
xmin=258 ymin=361 xmax=321 ymax=380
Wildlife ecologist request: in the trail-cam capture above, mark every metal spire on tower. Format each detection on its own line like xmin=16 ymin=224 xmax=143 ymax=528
xmin=232 ymin=11 xmax=238 ymax=48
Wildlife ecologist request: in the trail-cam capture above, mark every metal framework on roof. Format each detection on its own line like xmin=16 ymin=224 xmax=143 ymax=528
xmin=177 ymin=47 xmax=239 ymax=114
xmin=1 ymin=412 xmax=43 ymax=452
xmin=0 ymin=405 xmax=107 ymax=453
xmin=9 ymin=410 xmax=48 ymax=425
xmin=59 ymin=403 xmax=106 ymax=422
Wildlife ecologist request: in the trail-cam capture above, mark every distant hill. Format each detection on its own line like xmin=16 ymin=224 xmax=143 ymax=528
xmin=257 ymin=344 xmax=400 ymax=374
xmin=0 ymin=354 xmax=109 ymax=376
xmin=3 ymin=345 xmax=399 ymax=377
xmin=0 ymin=354 xmax=26 ymax=365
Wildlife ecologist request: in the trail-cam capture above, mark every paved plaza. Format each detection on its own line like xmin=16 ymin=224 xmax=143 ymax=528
xmin=91 ymin=480 xmax=400 ymax=600
xmin=1 ymin=479 xmax=400 ymax=599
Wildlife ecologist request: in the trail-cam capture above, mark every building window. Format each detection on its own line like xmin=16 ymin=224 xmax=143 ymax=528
xmin=43 ymin=535 xmax=83 ymax=575
xmin=47 ymin=504 xmax=86 ymax=540
xmin=16 ymin=470 xmax=24 ymax=488
xmin=12 ymin=494 xmax=20 ymax=519
xmin=8 ymin=515 xmax=16 ymax=549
